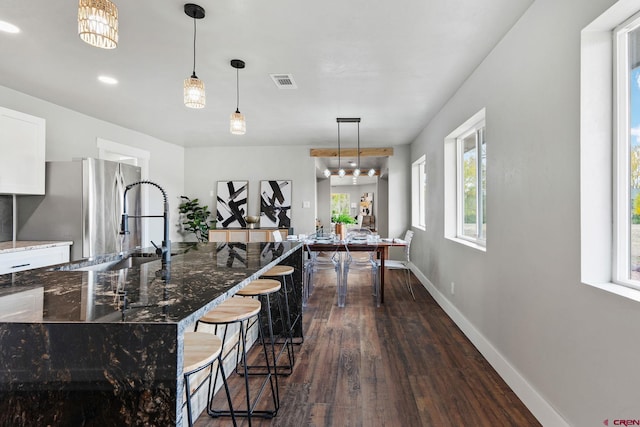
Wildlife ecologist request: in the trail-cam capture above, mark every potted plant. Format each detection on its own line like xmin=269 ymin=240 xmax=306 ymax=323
xmin=178 ymin=196 xmax=213 ymax=242
xmin=331 ymin=213 xmax=356 ymax=240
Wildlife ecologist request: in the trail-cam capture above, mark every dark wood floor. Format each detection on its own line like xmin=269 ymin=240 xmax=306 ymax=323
xmin=197 ymin=268 xmax=541 ymax=427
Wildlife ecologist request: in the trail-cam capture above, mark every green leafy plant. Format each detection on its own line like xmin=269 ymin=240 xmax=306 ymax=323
xmin=331 ymin=213 xmax=356 ymax=224
xmin=178 ymin=196 xmax=213 ymax=242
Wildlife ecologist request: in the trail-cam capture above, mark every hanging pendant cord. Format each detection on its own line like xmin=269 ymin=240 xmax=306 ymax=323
xmin=191 ymin=18 xmax=197 ymax=77
xmin=338 ymin=122 xmax=341 ymax=169
xmin=236 ymin=67 xmax=240 ymax=112
xmin=357 ymin=122 xmax=360 ymax=169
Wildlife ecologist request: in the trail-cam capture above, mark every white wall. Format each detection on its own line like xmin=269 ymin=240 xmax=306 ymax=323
xmin=409 ymin=0 xmax=639 ymax=425
xmin=386 ymin=144 xmax=410 ymax=259
xmin=183 ymin=145 xmax=318 ymax=237
xmin=316 ymin=178 xmax=331 ymax=233
xmin=0 ymin=85 xmax=185 ymax=246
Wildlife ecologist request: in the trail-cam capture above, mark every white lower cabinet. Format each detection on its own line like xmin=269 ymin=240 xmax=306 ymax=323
xmin=0 ymin=245 xmax=70 ymax=274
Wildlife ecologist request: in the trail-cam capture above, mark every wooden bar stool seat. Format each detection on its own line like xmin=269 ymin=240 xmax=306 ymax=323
xmin=262 ymin=265 xmax=294 ymax=277
xmin=198 ymin=296 xmax=278 ymax=423
xmin=199 ymin=297 xmax=261 ymax=324
xmin=237 ymin=278 xmax=282 ymax=297
xmin=183 ymin=332 xmax=236 ymax=427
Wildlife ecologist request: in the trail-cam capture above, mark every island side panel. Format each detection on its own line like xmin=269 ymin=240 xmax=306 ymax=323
xmin=0 ymin=322 xmax=179 ymax=426
xmin=262 ymin=244 xmax=303 ymax=341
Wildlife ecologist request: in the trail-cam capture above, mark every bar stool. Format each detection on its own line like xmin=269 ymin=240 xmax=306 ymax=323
xmin=182 ymin=332 xmax=236 ymax=427
xmin=237 ymin=278 xmax=295 ymax=383
xmin=196 ymin=297 xmax=278 ymax=424
xmin=261 ymin=264 xmax=302 ymax=346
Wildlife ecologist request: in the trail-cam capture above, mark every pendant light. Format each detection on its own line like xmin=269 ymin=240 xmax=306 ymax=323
xmin=368 ymin=168 xmax=376 ymax=177
xmin=183 ymin=4 xmax=206 ymax=109
xmin=230 ymin=59 xmax=246 ymax=135
xmin=78 ymin=0 xmax=118 ymax=49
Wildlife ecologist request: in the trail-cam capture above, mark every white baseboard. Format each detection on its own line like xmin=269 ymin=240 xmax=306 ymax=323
xmin=409 ymin=265 xmax=568 ymax=427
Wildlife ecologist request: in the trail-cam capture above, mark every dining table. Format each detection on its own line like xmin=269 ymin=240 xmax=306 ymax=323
xmin=304 ymin=237 xmax=407 ymax=304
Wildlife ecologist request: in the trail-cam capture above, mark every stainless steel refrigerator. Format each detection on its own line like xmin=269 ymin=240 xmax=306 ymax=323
xmin=17 ymin=158 xmax=141 ymax=260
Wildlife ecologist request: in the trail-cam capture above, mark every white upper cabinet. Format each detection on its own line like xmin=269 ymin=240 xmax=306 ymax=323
xmin=0 ymin=107 xmax=46 ymax=195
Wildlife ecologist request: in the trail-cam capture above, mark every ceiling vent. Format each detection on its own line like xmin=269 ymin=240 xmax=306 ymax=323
xmin=270 ymin=73 xmax=298 ymax=89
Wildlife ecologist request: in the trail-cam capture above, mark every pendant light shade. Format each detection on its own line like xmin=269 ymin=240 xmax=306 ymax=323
xmin=184 ymin=75 xmax=205 ymax=108
xmin=230 ymin=110 xmax=246 ymax=135
xmin=368 ymin=168 xmax=376 ymax=177
xmin=183 ymin=4 xmax=206 ymax=109
xmin=78 ymin=0 xmax=118 ymax=49
xmin=230 ymin=59 xmax=246 ymax=135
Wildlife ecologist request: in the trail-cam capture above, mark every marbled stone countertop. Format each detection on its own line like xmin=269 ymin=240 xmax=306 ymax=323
xmin=0 ymin=240 xmax=73 ymax=254
xmin=0 ymin=241 xmax=301 ymax=329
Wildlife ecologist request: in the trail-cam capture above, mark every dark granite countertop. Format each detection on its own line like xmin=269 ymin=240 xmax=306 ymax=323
xmin=0 ymin=241 xmax=302 ymax=329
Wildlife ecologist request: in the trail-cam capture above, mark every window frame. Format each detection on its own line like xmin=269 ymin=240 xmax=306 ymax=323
xmin=580 ymin=0 xmax=640 ymax=302
xmin=444 ymin=108 xmax=487 ymax=251
xmin=412 ymin=154 xmax=426 ymax=230
xmin=456 ymin=124 xmax=486 ymax=244
xmin=613 ymin=11 xmax=640 ymax=291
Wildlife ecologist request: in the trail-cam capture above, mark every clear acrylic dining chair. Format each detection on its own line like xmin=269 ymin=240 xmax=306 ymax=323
xmin=379 ymin=230 xmax=415 ymax=300
xmin=343 ymin=228 xmax=380 ymax=307
xmin=304 ymin=234 xmax=341 ymax=307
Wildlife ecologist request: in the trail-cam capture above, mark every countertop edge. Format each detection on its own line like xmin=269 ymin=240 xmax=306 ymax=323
xmin=0 ymin=241 xmax=74 ymax=254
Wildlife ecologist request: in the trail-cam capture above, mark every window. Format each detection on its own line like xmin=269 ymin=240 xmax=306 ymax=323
xmin=458 ymin=125 xmax=486 ymax=242
xmin=614 ymin=12 xmax=640 ymax=291
xmin=580 ymin=2 xmax=640 ymax=302
xmin=412 ymin=155 xmax=426 ymax=230
xmin=444 ymin=108 xmax=486 ymax=250
xmin=330 ymin=193 xmax=350 ymax=218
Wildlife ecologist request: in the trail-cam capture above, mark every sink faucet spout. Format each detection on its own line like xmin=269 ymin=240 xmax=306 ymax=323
xmin=120 ymin=180 xmax=171 ymax=265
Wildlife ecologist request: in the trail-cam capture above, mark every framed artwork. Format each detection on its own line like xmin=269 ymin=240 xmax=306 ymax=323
xmin=260 ymin=180 xmax=292 ymax=229
xmin=360 ymin=192 xmax=373 ymax=216
xmin=216 ymin=181 xmax=248 ymax=228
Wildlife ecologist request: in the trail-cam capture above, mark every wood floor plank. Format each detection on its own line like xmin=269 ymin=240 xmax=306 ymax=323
xmin=196 ymin=268 xmax=541 ymax=427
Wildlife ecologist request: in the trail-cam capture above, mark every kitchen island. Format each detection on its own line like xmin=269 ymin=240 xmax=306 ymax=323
xmin=0 ymin=241 xmax=303 ymax=426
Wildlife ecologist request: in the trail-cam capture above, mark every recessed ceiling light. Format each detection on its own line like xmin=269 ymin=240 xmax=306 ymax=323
xmin=0 ymin=20 xmax=20 ymax=34
xmin=98 ymin=75 xmax=118 ymax=85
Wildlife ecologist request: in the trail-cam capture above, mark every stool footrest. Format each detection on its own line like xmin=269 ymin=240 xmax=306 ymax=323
xmin=209 ymin=409 xmax=276 ymax=419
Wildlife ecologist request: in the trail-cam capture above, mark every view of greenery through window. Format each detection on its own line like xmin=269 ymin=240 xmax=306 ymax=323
xmin=331 ymin=193 xmax=350 ymax=218
xmin=461 ymin=128 xmax=486 ymax=241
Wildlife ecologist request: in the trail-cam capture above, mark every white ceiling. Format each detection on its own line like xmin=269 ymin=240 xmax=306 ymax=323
xmin=0 ymin=0 xmax=532 ymax=149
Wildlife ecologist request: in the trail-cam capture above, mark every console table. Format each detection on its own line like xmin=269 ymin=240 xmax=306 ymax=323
xmin=208 ymin=228 xmax=288 ymax=242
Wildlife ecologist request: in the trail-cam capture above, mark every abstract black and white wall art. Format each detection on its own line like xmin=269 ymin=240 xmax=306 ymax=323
xmin=216 ymin=181 xmax=248 ymax=228
xmin=260 ymin=180 xmax=291 ymax=229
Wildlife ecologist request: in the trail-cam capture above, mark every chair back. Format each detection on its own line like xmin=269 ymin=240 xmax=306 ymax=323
xmin=272 ymin=230 xmax=283 ymax=242
xmin=403 ymin=230 xmax=414 ymax=262
xmin=345 ymin=228 xmax=377 ymax=265
xmin=346 ymin=228 xmax=372 ymax=239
